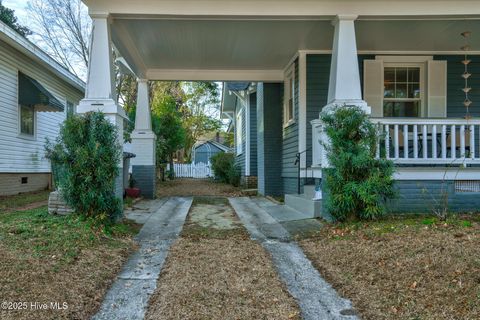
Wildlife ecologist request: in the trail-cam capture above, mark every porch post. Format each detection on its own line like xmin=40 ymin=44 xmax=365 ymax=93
xmin=325 ymin=15 xmax=370 ymax=113
xmin=131 ymin=79 xmax=156 ymax=199
xmin=77 ymin=14 xmax=126 ymax=201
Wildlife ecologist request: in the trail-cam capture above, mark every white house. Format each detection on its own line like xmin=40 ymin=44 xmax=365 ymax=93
xmin=79 ymin=0 xmax=480 ymax=216
xmin=0 ymin=21 xmax=85 ymax=196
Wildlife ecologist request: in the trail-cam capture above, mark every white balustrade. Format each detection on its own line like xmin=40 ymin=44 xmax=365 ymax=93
xmin=370 ymin=118 xmax=480 ymax=165
xmin=312 ymin=118 xmax=480 ymax=166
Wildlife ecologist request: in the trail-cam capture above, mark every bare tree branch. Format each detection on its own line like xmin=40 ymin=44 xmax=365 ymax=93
xmin=27 ymin=0 xmax=91 ymax=79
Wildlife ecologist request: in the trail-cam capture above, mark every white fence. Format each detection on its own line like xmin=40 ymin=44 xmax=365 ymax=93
xmin=167 ymin=162 xmax=212 ymax=178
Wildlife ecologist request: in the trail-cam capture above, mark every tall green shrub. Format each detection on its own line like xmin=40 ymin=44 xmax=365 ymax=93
xmin=210 ymin=152 xmax=240 ymax=186
xmin=321 ymin=105 xmax=395 ymax=221
xmin=45 ymin=112 xmax=122 ymax=224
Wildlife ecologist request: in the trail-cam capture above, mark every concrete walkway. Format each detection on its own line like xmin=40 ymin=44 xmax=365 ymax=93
xmin=250 ymin=197 xmax=324 ymax=237
xmin=229 ymin=197 xmax=358 ymax=320
xmin=92 ymin=197 xmax=193 ymax=320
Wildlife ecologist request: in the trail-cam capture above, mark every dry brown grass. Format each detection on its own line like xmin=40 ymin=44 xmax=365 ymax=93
xmin=0 ymin=207 xmax=139 ymax=320
xmin=145 ymin=197 xmax=300 ymax=320
xmin=157 ymin=179 xmax=244 ymax=197
xmin=299 ymin=216 xmax=480 ymax=320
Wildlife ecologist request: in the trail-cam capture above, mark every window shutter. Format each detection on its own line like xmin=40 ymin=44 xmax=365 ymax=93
xmin=427 ymin=60 xmax=447 ymax=118
xmin=363 ymin=60 xmax=384 ymax=117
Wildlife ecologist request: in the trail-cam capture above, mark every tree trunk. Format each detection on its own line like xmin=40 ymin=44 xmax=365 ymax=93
xmin=169 ymin=155 xmax=175 ymax=180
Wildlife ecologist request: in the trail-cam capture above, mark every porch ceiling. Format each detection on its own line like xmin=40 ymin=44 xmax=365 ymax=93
xmin=110 ymin=17 xmax=480 ymax=81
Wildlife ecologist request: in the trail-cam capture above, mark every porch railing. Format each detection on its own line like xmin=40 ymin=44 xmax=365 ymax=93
xmin=311 ymin=118 xmax=480 ymax=167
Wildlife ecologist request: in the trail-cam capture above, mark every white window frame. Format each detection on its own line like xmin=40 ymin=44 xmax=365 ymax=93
xmin=283 ymin=63 xmax=296 ymax=127
xmin=382 ymin=62 xmax=426 ymax=117
xmin=18 ymin=104 xmax=37 ymax=140
xmin=236 ymin=107 xmax=243 ymax=155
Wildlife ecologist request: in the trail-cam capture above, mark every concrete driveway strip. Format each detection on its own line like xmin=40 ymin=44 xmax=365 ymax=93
xmin=92 ymin=197 xmax=193 ymax=320
xmin=229 ymin=197 xmax=358 ymax=320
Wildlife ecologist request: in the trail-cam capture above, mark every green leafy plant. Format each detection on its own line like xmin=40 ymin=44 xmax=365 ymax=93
xmin=321 ymin=105 xmax=395 ymax=221
xmin=45 ymin=111 xmax=122 ymax=226
xmin=210 ymin=152 xmax=240 ymax=186
xmin=151 ymin=96 xmax=186 ymax=180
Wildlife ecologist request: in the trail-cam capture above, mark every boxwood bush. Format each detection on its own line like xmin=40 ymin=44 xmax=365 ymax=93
xmin=321 ymin=105 xmax=395 ymax=221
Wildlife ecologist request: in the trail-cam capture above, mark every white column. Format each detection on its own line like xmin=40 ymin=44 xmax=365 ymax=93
xmin=325 ymin=15 xmax=370 ymax=113
xmin=131 ymin=79 xmax=156 ymax=167
xmin=77 ymin=13 xmax=126 ymax=199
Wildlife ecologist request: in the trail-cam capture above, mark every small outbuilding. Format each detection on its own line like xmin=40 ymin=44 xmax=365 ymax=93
xmin=192 ymin=140 xmax=231 ymax=164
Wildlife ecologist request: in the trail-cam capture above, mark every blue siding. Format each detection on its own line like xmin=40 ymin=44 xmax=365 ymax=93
xmin=249 ymin=92 xmax=258 ymax=176
xmin=388 ymin=180 xmax=480 ymax=213
xmin=434 ymin=55 xmax=480 ymax=118
xmin=306 ymin=55 xmax=330 ymax=168
xmin=194 ymin=142 xmax=224 ymax=164
xmin=257 ymin=83 xmax=283 ymax=196
xmin=282 ymin=59 xmax=299 ymax=194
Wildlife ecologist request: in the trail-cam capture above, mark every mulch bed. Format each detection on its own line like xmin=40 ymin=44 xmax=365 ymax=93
xmin=145 ymin=197 xmax=300 ymax=320
xmin=299 ymin=216 xmax=480 ymax=320
xmin=156 ymin=179 xmax=244 ymax=197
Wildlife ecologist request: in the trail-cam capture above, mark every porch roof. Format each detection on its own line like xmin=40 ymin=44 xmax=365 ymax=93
xmin=82 ymin=1 xmax=480 ymax=81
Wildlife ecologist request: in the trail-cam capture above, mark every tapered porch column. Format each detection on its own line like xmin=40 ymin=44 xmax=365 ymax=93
xmin=131 ymin=79 xmax=156 ymax=199
xmin=77 ymin=14 xmax=126 ymax=200
xmin=325 ymin=15 xmax=370 ymax=113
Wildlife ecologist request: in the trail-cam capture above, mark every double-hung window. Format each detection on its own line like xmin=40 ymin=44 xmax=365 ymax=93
xmin=284 ymin=63 xmax=295 ymax=125
xmin=383 ymin=66 xmax=422 ymax=117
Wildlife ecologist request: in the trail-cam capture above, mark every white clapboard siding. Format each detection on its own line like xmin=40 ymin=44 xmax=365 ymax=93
xmin=167 ymin=162 xmax=212 ymax=178
xmin=0 ymin=38 xmax=84 ymax=173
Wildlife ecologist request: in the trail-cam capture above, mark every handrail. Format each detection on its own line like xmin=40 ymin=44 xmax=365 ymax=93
xmin=370 ymin=117 xmax=480 ymax=125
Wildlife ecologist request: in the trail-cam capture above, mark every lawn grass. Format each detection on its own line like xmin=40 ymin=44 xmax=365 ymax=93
xmin=0 ymin=190 xmax=50 ymax=212
xmin=145 ymin=196 xmax=300 ymax=320
xmin=0 ymin=207 xmax=140 ymax=320
xmin=299 ymin=214 xmax=480 ymax=320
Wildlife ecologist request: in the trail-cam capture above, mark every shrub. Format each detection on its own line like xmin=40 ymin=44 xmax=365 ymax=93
xmin=321 ymin=105 xmax=395 ymax=221
xmin=45 ymin=111 xmax=122 ymax=225
xmin=227 ymin=163 xmax=241 ymax=187
xmin=210 ymin=152 xmax=240 ymax=186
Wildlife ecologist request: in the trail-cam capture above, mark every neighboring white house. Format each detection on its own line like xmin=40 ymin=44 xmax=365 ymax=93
xmin=0 ymin=21 xmax=85 ymax=196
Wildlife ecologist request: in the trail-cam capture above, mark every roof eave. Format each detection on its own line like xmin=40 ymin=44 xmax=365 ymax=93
xmin=0 ymin=21 xmax=85 ymax=93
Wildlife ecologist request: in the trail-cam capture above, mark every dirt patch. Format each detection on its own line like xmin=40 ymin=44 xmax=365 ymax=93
xmin=0 ymin=207 xmax=139 ymax=320
xmin=0 ymin=190 xmax=50 ymax=213
xmin=299 ymin=216 xmax=480 ymax=320
xmin=145 ymin=197 xmax=300 ymax=320
xmin=157 ymin=179 xmax=243 ymax=197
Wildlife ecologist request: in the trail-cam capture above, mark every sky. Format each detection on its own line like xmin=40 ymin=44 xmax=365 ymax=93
xmin=3 ymin=0 xmax=28 ymax=25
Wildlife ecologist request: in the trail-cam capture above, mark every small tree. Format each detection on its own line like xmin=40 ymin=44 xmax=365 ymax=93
xmin=321 ymin=105 xmax=395 ymax=221
xmin=0 ymin=1 xmax=31 ymax=36
xmin=45 ymin=112 xmax=122 ymax=225
xmin=210 ymin=153 xmax=240 ymax=187
xmin=151 ymin=96 xmax=186 ymax=180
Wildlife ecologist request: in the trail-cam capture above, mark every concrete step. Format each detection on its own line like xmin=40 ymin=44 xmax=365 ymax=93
xmin=303 ymin=184 xmax=318 ymax=199
xmin=285 ymin=193 xmax=322 ymax=219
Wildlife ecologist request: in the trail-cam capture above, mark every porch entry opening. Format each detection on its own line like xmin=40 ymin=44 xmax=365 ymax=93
xmin=383 ymin=67 xmax=421 ymax=118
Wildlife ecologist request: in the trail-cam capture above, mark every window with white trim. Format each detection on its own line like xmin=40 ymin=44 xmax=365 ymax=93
xmin=284 ymin=63 xmax=295 ymax=125
xmin=236 ymin=108 xmax=243 ymax=154
xmin=383 ymin=66 xmax=422 ymax=117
